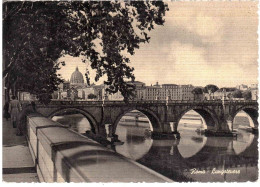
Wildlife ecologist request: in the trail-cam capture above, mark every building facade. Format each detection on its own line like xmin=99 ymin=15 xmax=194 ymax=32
xmin=108 ymin=82 xmax=195 ymax=101
xmin=236 ymin=84 xmax=248 ymax=91
xmin=54 ymin=68 xmax=196 ymax=101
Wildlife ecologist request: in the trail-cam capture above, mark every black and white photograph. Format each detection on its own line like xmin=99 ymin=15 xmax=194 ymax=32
xmin=1 ymin=0 xmax=259 ymax=183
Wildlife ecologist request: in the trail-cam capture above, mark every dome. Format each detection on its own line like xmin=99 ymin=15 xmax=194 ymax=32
xmin=70 ymin=67 xmax=84 ymax=84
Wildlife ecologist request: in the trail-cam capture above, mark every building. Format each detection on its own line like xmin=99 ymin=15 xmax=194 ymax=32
xmin=58 ymin=81 xmax=70 ymax=92
xmin=77 ymin=88 xmax=86 ymax=99
xmin=236 ymin=84 xmax=248 ymax=91
xmin=251 ymin=89 xmax=258 ymax=100
xmin=108 ymin=81 xmax=147 ymax=100
xmin=249 ymin=83 xmax=258 ymax=89
xmin=161 ymin=84 xmax=178 ymax=100
xmin=55 ymin=67 xmax=100 ymax=100
xmin=144 ymin=85 xmax=162 ymax=100
xmin=248 ymin=83 xmax=258 ymax=100
xmin=108 ymin=91 xmax=124 ymax=100
xmin=70 ymin=67 xmax=84 ymax=85
xmin=55 ymin=69 xmax=195 ymax=101
xmin=160 ymin=84 xmax=194 ymax=100
xmin=248 ymin=84 xmax=258 ymax=100
xmin=179 ymin=85 xmax=194 ymax=100
xmin=138 ymin=82 xmax=194 ymax=100
xmin=212 ymin=88 xmax=236 ymax=100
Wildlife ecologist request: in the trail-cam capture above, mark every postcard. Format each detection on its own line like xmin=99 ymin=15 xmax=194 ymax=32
xmin=2 ymin=0 xmax=259 ymax=183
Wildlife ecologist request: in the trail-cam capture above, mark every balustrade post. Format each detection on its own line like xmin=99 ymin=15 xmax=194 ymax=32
xmin=103 ymin=92 xmax=108 ymax=103
xmin=171 ymin=122 xmax=178 ymax=132
xmin=227 ymin=120 xmax=233 ymax=132
xmin=108 ymin=124 xmax=113 ymax=137
xmin=171 ymin=121 xmax=180 ymax=139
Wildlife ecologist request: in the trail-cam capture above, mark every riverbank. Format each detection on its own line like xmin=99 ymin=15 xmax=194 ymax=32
xmin=2 ymin=119 xmax=39 ymax=182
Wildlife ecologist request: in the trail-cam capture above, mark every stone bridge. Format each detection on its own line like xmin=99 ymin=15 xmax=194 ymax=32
xmin=34 ymin=99 xmax=258 ymax=138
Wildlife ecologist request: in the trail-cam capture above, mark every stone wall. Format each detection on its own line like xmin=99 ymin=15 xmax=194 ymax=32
xmin=26 ymin=113 xmax=172 ymax=182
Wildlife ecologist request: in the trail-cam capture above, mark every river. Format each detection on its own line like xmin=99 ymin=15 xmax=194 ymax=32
xmin=52 ymin=110 xmax=258 ymax=182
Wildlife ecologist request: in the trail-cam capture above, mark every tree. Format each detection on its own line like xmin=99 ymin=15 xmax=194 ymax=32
xmin=227 ymin=93 xmax=232 ymax=99
xmin=203 ymin=85 xmax=219 ymax=100
xmin=191 ymin=87 xmax=203 ymax=100
xmin=88 ymin=93 xmax=97 ymax=100
xmin=3 ymin=1 xmax=169 ymax=104
xmin=232 ymin=89 xmax=243 ymax=98
xmin=243 ymin=90 xmax=252 ymax=100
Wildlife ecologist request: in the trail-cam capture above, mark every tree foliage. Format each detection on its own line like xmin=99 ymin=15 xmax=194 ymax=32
xmin=232 ymin=89 xmax=243 ymax=98
xmin=87 ymin=93 xmax=97 ymax=100
xmin=227 ymin=93 xmax=232 ymax=99
xmin=192 ymin=87 xmax=203 ymax=100
xmin=3 ymin=1 xmax=169 ymax=104
xmin=243 ymin=90 xmax=252 ymax=100
xmin=203 ymin=85 xmax=219 ymax=100
xmin=192 ymin=87 xmax=203 ymax=95
xmin=203 ymin=85 xmax=219 ymax=94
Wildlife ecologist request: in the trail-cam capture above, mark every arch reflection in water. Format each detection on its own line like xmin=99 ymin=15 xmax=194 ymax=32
xmin=177 ymin=110 xmax=207 ymax=158
xmin=52 ymin=113 xmax=92 ymax=134
xmin=232 ymin=111 xmax=255 ymax=155
xmin=115 ymin=110 xmax=153 ymax=160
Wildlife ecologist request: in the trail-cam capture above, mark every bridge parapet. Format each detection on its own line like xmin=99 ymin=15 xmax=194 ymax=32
xmin=39 ymin=99 xmax=258 ymax=107
xmin=26 ymin=114 xmax=172 ymax=182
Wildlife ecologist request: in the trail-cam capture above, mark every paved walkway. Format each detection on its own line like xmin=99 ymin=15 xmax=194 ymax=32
xmin=2 ymin=119 xmax=39 ymax=183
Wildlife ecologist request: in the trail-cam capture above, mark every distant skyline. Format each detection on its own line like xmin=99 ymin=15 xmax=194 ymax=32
xmin=58 ymin=1 xmax=258 ymax=88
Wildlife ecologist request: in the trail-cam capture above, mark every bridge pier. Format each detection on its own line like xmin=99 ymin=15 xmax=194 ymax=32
xmin=163 ymin=122 xmax=172 ymax=133
xmin=171 ymin=122 xmax=181 ymax=139
xmin=98 ymin=125 xmax=107 ymax=138
xmin=151 ymin=122 xmax=180 ymax=140
xmin=108 ymin=124 xmax=113 ymax=137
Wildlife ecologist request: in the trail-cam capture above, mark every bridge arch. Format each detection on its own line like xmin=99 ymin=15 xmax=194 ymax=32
xmin=231 ymin=105 xmax=258 ymax=128
xmin=112 ymin=106 xmax=163 ymax=134
xmin=176 ymin=106 xmax=220 ymax=131
xmin=48 ymin=107 xmax=98 ymax=134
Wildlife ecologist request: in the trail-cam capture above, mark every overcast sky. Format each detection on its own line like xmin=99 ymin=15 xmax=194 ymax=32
xmin=58 ymin=1 xmax=258 ymax=88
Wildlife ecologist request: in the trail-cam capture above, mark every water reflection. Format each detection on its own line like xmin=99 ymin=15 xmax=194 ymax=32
xmin=177 ymin=123 xmax=207 ymax=158
xmin=115 ymin=117 xmax=153 ymax=160
xmin=233 ymin=111 xmax=255 ymax=155
xmin=52 ymin=113 xmax=91 ymax=134
xmin=114 ymin=111 xmax=258 ymax=182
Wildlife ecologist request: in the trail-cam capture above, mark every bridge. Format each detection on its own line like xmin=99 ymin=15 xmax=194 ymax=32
xmin=34 ymin=99 xmax=258 ymax=140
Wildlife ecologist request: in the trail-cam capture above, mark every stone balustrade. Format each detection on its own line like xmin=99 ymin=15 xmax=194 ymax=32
xmin=40 ymin=99 xmax=257 ymax=106
xmin=26 ymin=113 xmax=172 ymax=182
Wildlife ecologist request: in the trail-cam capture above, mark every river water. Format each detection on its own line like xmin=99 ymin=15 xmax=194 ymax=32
xmin=52 ymin=110 xmax=258 ymax=182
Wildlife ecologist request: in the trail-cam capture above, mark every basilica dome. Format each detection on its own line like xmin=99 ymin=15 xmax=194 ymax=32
xmin=70 ymin=67 xmax=84 ymax=84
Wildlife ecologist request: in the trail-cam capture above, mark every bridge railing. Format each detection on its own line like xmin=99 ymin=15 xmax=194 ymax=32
xmin=40 ymin=99 xmax=258 ymax=106
xmin=221 ymin=99 xmax=258 ymax=105
xmin=26 ymin=114 xmax=172 ymax=182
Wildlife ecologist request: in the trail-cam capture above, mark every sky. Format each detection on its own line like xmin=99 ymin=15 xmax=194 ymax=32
xmin=58 ymin=1 xmax=258 ymax=88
